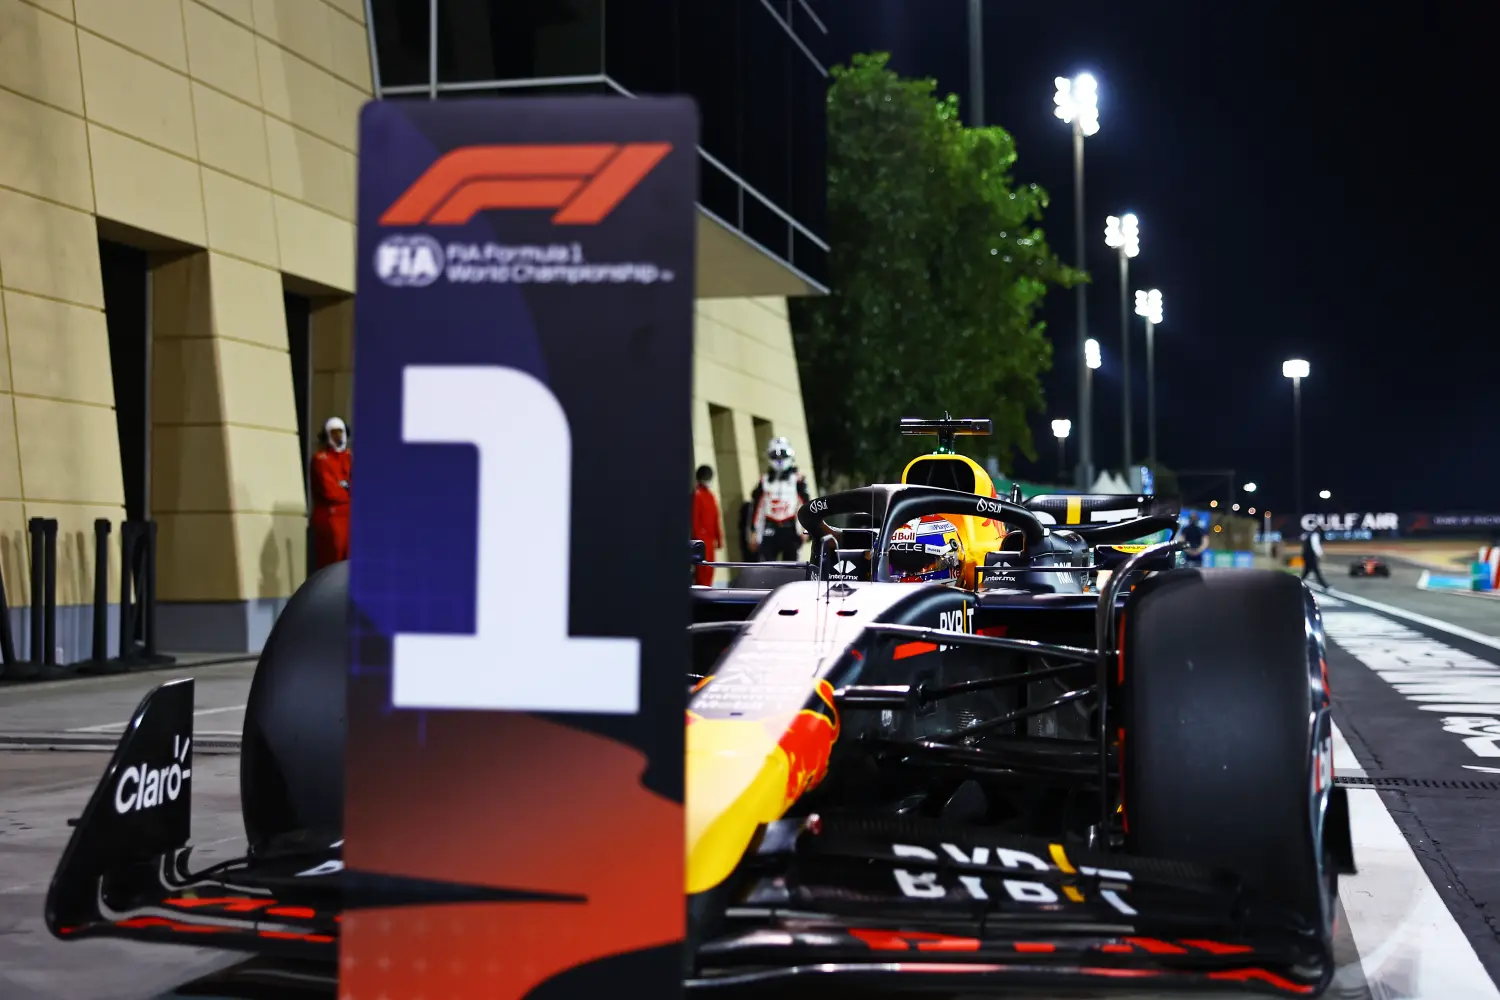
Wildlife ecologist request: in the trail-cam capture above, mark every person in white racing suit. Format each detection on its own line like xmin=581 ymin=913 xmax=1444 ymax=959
xmin=748 ymin=437 xmax=811 ymax=562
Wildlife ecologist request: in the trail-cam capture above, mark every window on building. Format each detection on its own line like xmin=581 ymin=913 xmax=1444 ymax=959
xmin=100 ymin=239 xmax=149 ymax=523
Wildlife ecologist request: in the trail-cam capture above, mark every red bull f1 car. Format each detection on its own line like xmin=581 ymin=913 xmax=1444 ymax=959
xmin=45 ymin=416 xmax=1355 ymax=997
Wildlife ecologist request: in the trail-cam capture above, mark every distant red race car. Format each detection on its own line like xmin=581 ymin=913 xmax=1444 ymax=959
xmin=1349 ymin=556 xmax=1391 ymax=577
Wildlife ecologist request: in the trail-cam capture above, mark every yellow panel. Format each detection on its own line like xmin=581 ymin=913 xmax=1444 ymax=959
xmin=230 ymin=510 xmax=307 ymax=598
xmin=0 ymin=297 xmax=9 ymax=393
xmin=208 ymin=253 xmax=287 ymax=349
xmin=156 ymin=511 xmax=240 ymax=600
xmin=274 ymin=194 xmax=353 ymax=291
xmin=0 ymin=189 xmax=104 ymax=307
xmin=264 ymin=118 xmax=356 ymax=220
xmin=3 ymin=289 xmax=112 ymax=407
xmin=0 ymin=87 xmax=94 ymax=212
xmin=24 ymin=0 xmax=73 ymax=20
xmin=192 ymin=82 xmax=270 ymax=186
xmin=152 ymin=423 xmax=231 ymax=513
xmin=255 ymin=36 xmax=361 ymax=151
xmin=193 ymin=0 xmax=252 ymax=30
xmin=322 ymin=0 xmax=364 ymax=25
xmin=12 ymin=396 xmax=124 ymax=505
xmin=0 ymin=0 xmax=84 ymax=114
xmin=183 ymin=0 xmax=260 ymax=104
xmin=217 ymin=338 xmax=297 ymax=431
xmin=202 ymin=167 xmax=280 ymax=267
xmin=309 ymin=296 xmax=353 ymax=370
xmin=251 ymin=0 xmax=332 ymax=68
xmin=695 ymin=212 xmax=822 ymax=299
xmin=0 ymin=500 xmax=27 ymax=604
xmin=224 ymin=424 xmax=305 ymax=513
xmin=75 ymin=0 xmax=187 ymax=72
xmin=15 ymin=501 xmax=125 ymax=604
xmin=0 ymin=396 xmax=22 ymax=501
xmin=149 ymin=251 xmax=211 ymax=341
xmin=88 ymin=124 xmax=207 ymax=246
xmin=151 ymin=337 xmax=223 ymax=425
xmin=326 ymin=3 xmax=370 ymax=90
xmin=78 ymin=30 xmax=197 ymax=158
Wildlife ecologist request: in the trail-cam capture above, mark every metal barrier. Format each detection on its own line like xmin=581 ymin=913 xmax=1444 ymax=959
xmin=0 ymin=518 xmax=176 ymax=682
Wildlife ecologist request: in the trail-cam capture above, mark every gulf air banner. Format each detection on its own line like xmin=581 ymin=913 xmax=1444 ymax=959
xmin=345 ymin=97 xmax=696 ymax=999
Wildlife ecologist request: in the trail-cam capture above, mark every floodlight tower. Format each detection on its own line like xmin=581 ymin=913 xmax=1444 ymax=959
xmin=1054 ymin=73 xmax=1100 ymax=488
xmin=1105 ymin=213 xmax=1140 ymax=474
xmin=1051 ymin=419 xmax=1072 ymax=482
xmin=1133 ymin=288 xmax=1163 ymax=471
xmin=1282 ymin=358 xmax=1310 ymax=523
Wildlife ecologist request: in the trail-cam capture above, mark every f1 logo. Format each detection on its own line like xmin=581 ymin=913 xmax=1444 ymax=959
xmin=380 ymin=143 xmax=672 ymax=227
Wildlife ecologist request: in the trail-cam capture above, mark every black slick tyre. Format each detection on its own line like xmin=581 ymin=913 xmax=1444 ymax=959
xmin=1120 ymin=568 xmax=1331 ymax=930
xmin=240 ymin=560 xmax=349 ymax=853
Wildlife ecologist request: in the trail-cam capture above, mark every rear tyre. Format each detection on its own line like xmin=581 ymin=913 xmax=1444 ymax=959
xmin=1121 ymin=569 xmax=1332 ymax=932
xmin=240 ymin=560 xmax=348 ymax=853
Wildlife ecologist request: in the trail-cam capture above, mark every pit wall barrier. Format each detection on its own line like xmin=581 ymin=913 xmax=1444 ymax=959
xmin=1475 ymin=546 xmax=1500 ymax=591
xmin=0 ymin=519 xmax=174 ymax=684
xmin=1201 ymin=550 xmax=1255 ymax=569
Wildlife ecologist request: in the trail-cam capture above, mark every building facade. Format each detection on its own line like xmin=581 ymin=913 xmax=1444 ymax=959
xmin=0 ymin=0 xmax=826 ymax=659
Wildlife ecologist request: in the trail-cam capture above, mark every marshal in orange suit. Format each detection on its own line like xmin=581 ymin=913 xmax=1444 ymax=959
xmin=692 ymin=465 xmax=724 ymax=587
xmin=310 ymin=416 xmax=353 ymax=569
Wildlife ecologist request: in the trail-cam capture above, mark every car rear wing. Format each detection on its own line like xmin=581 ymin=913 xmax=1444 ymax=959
xmin=1026 ymin=492 xmax=1181 ymax=527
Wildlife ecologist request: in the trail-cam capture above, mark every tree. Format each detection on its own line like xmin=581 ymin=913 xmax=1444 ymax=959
xmin=790 ymin=53 xmax=1082 ymax=488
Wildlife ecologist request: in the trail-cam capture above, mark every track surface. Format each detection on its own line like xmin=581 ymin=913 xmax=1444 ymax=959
xmin=2 ymin=571 xmax=1500 ymax=999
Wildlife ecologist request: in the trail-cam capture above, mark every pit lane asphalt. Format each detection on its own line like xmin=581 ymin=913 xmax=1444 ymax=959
xmin=5 ymin=586 xmax=1500 ymax=999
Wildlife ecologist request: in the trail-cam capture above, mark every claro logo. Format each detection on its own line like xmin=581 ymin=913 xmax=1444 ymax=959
xmin=115 ymin=735 xmax=192 ymax=814
xmin=380 ymin=143 xmax=673 ymax=228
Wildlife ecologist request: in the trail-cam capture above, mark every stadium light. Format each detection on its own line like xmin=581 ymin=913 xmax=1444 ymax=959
xmin=1134 ymin=288 xmax=1163 ymax=471
xmin=1053 ymin=73 xmax=1100 ymax=136
xmin=1051 ymin=419 xmax=1072 ymax=481
xmin=1105 ymin=214 xmax=1140 ymax=258
xmin=1055 ymin=72 xmax=1100 ymax=490
xmin=1283 ymin=358 xmax=1310 ymax=522
xmin=1085 ymin=338 xmax=1101 ymax=369
xmin=1134 ymin=288 xmax=1162 ymax=323
xmin=1243 ymin=482 xmax=1257 ymax=492
xmin=1105 ymin=215 xmax=1140 ymax=473
xmin=1319 ymin=489 xmax=1331 ymax=500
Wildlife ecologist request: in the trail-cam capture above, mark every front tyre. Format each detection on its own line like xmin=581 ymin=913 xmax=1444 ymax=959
xmin=1120 ymin=569 xmax=1336 ymax=942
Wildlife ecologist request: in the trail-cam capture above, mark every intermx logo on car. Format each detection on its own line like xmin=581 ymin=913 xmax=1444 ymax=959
xmin=114 ymin=735 xmax=191 ymax=814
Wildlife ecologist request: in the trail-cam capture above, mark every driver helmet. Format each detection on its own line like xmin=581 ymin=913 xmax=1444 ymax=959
xmin=767 ymin=436 xmax=796 ymax=475
xmin=888 ymin=518 xmax=965 ymax=582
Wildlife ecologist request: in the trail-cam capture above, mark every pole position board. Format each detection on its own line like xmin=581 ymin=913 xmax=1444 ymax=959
xmin=345 ymin=95 xmax=697 ymax=1000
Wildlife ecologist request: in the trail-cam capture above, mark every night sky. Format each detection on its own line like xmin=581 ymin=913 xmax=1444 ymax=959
xmin=813 ymin=1 xmax=1497 ymax=515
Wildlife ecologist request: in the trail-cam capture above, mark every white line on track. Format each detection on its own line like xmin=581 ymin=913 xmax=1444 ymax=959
xmin=1334 ymin=721 xmax=1500 ymax=994
xmin=1322 ymin=586 xmax=1500 ymax=649
xmin=64 ymin=703 xmax=246 ymax=734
